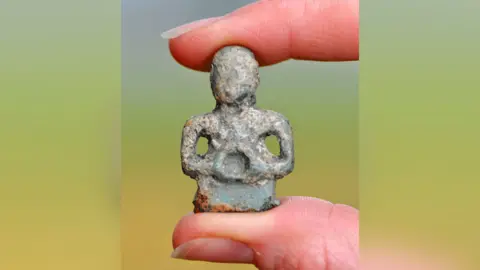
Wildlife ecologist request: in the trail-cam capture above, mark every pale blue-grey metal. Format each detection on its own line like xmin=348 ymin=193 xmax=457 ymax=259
xmin=180 ymin=46 xmax=294 ymax=212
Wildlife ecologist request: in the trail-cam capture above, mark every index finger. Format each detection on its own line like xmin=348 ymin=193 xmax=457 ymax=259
xmin=167 ymin=0 xmax=359 ymax=72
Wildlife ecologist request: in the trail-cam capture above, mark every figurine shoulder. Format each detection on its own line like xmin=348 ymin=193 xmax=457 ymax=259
xmin=183 ymin=113 xmax=218 ymax=129
xmin=259 ymin=109 xmax=290 ymax=125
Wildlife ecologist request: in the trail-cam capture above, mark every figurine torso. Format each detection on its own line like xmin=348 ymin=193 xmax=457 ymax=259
xmin=194 ymin=107 xmax=285 ymax=183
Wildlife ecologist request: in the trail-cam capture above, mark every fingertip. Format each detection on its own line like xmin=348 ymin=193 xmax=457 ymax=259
xmin=167 ymin=0 xmax=359 ymax=71
xmin=168 ymin=38 xmax=213 ymax=72
xmin=171 ymin=238 xmax=254 ymax=264
xmin=168 ymin=15 xmax=291 ymax=72
xmin=172 ymin=197 xmax=335 ymax=248
xmin=171 ymin=212 xmax=200 ymax=249
xmin=167 ymin=0 xmax=292 ymax=71
xmin=172 ymin=208 xmax=283 ymax=250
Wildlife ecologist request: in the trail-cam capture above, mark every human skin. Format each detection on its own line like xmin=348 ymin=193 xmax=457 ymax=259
xmin=164 ymin=0 xmax=360 ymax=269
xmin=172 ymin=197 xmax=358 ymax=269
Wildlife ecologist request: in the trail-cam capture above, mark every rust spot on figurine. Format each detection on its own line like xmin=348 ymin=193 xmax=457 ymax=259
xmin=184 ymin=119 xmax=193 ymax=127
xmin=193 ymin=191 xmax=210 ymax=213
xmin=193 ymin=190 xmax=276 ymax=213
xmin=181 ymin=46 xmax=295 ymax=213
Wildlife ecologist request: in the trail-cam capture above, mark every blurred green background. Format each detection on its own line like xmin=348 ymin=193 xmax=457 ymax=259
xmin=122 ymin=1 xmax=358 ymax=269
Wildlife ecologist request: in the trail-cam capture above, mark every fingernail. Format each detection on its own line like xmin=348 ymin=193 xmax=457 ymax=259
xmin=171 ymin=238 xmax=254 ymax=263
xmin=161 ymin=17 xmax=221 ymax=39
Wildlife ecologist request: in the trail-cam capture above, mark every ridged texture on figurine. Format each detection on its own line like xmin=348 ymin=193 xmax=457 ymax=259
xmin=180 ymin=45 xmax=294 ymax=213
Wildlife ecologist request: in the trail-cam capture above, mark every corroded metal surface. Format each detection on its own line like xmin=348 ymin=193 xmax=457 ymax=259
xmin=180 ymin=46 xmax=294 ymax=213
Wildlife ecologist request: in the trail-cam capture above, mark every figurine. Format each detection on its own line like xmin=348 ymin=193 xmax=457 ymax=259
xmin=180 ymin=46 xmax=294 ymax=213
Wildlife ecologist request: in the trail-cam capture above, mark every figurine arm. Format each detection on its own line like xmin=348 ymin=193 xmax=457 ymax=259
xmin=180 ymin=116 xmax=211 ymax=179
xmin=268 ymin=115 xmax=294 ymax=179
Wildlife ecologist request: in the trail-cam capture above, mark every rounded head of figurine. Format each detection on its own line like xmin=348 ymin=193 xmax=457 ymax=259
xmin=210 ymin=46 xmax=260 ymax=106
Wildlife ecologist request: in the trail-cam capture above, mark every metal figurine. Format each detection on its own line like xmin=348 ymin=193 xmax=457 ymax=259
xmin=180 ymin=45 xmax=294 ymax=213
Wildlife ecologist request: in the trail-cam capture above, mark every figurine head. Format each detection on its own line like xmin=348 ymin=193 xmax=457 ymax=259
xmin=210 ymin=46 xmax=260 ymax=106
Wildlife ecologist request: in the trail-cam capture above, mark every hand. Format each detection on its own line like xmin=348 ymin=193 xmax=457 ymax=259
xmin=164 ymin=0 xmax=359 ymax=269
xmin=172 ymin=197 xmax=358 ymax=269
xmin=163 ymin=0 xmax=358 ymax=71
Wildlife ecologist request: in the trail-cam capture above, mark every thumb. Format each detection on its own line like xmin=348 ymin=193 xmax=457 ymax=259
xmin=171 ymin=196 xmax=359 ymax=270
xmin=163 ymin=0 xmax=359 ymax=71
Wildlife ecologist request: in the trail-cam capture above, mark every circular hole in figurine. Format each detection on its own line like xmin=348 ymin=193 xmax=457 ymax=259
xmin=265 ymin=135 xmax=280 ymax=156
xmin=196 ymin=137 xmax=208 ymax=155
